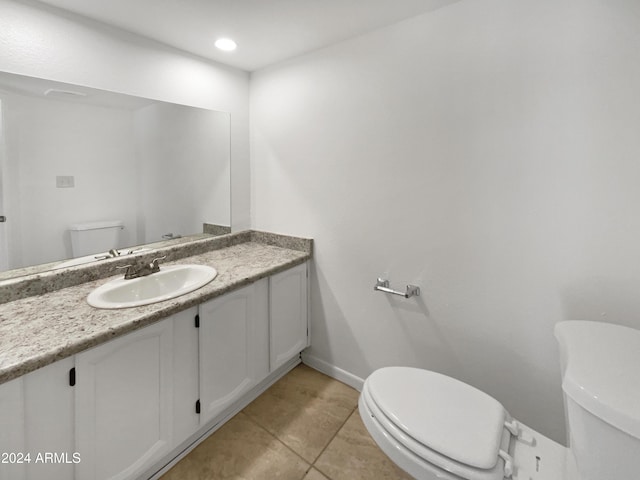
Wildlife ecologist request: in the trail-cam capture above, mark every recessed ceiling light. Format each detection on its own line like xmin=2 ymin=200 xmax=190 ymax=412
xmin=215 ymin=38 xmax=237 ymax=52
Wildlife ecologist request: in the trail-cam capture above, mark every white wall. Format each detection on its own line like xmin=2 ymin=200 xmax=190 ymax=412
xmin=0 ymin=0 xmax=250 ymax=231
xmin=251 ymin=0 xmax=640 ymax=443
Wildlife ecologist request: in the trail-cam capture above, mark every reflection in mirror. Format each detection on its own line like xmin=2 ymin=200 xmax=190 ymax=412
xmin=0 ymin=72 xmax=230 ymax=280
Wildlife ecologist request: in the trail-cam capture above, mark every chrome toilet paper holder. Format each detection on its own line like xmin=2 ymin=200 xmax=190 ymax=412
xmin=374 ymin=278 xmax=420 ymax=299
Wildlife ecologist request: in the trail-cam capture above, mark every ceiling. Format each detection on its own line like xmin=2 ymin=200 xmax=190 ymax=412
xmin=35 ymin=0 xmax=460 ymax=71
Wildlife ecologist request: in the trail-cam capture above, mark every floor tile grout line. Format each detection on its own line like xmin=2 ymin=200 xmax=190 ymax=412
xmin=311 ymin=404 xmax=359 ymax=479
xmin=243 ymin=399 xmax=359 ymax=480
xmin=241 ymin=408 xmax=276 ymax=441
xmin=240 ymin=411 xmax=315 ymax=478
xmin=242 ymin=388 xmax=360 ymax=457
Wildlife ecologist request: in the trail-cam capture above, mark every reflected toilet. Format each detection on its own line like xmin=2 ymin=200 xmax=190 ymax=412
xmin=69 ymin=220 xmax=124 ymax=257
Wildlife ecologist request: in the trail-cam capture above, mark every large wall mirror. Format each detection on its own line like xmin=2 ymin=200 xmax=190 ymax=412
xmin=0 ymin=71 xmax=230 ymax=280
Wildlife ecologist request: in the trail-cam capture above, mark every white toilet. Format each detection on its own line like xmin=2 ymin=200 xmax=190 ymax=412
xmin=359 ymin=321 xmax=640 ymax=480
xmin=69 ymin=220 xmax=124 ymax=257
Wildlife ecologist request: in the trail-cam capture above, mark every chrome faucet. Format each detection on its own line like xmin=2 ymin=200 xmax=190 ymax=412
xmin=94 ymin=249 xmax=121 ymax=261
xmin=162 ymin=233 xmax=182 ymax=240
xmin=117 ymin=256 xmax=166 ymax=280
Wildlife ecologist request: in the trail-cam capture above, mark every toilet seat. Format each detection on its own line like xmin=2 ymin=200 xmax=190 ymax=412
xmin=361 ymin=367 xmax=514 ymax=480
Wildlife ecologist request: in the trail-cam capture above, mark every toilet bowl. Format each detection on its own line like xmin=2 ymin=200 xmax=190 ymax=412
xmin=359 ymin=321 xmax=640 ymax=480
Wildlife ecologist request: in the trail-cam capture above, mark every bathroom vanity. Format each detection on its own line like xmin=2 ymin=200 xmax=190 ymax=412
xmin=0 ymin=231 xmax=311 ymax=480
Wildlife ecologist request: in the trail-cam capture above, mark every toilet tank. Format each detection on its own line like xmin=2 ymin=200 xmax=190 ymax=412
xmin=69 ymin=220 xmax=124 ymax=257
xmin=555 ymin=321 xmax=640 ymax=480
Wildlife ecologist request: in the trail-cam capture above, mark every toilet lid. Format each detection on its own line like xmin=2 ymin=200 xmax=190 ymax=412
xmin=366 ymin=367 xmax=507 ymax=470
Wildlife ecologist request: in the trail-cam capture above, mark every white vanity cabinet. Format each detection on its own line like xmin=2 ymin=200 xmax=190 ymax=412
xmin=75 ymin=318 xmax=174 ymax=480
xmin=269 ymin=262 xmax=309 ymax=371
xmin=0 ymin=260 xmax=309 ymax=480
xmin=198 ymin=279 xmax=269 ymax=425
xmin=0 ymin=357 xmax=75 ymax=480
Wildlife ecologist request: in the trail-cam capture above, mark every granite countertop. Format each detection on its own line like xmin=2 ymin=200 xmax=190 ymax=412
xmin=0 ymin=240 xmax=310 ymax=385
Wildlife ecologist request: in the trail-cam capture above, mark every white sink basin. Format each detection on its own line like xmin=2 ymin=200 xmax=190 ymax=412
xmin=88 ymin=264 xmax=217 ymax=309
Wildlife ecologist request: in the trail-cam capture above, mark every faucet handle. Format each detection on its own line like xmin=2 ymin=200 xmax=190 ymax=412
xmin=115 ymin=264 xmax=134 ymax=279
xmin=150 ymin=256 xmax=167 ymax=271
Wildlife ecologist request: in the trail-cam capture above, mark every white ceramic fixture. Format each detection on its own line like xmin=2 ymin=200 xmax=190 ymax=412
xmin=87 ymin=264 xmax=217 ymax=309
xmin=359 ymin=321 xmax=640 ymax=480
xmin=69 ymin=220 xmax=124 ymax=257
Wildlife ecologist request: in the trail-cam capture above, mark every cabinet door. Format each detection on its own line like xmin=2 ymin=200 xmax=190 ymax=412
xmin=24 ymin=357 xmax=75 ymax=480
xmin=270 ymin=262 xmax=308 ymax=371
xmin=0 ymin=357 xmax=75 ymax=480
xmin=199 ymin=279 xmax=268 ymax=425
xmin=171 ymin=307 xmax=200 ymax=447
xmin=75 ymin=318 xmax=173 ymax=480
xmin=0 ymin=376 xmax=25 ymax=480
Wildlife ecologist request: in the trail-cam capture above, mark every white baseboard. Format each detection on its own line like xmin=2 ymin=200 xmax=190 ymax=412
xmin=301 ymin=352 xmax=364 ymax=392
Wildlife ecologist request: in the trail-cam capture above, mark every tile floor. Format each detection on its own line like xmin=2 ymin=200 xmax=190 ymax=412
xmin=160 ymin=364 xmax=412 ymax=480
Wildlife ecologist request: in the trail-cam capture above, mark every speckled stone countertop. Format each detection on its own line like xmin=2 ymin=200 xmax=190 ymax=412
xmin=0 ymin=235 xmax=311 ymax=385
